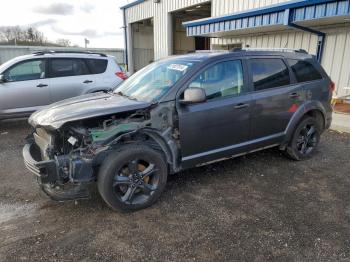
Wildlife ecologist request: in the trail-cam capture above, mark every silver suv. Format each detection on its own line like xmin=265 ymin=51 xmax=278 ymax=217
xmin=0 ymin=51 xmax=126 ymax=119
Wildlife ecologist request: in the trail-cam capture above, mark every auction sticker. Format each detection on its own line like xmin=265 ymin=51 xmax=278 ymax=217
xmin=168 ymin=64 xmax=188 ymax=71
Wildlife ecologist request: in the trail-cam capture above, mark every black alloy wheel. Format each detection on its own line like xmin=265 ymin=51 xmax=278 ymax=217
xmin=98 ymin=144 xmax=168 ymax=211
xmin=285 ymin=116 xmax=321 ymax=160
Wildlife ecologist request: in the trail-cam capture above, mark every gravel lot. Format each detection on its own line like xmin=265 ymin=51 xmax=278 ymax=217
xmin=0 ymin=119 xmax=350 ymax=261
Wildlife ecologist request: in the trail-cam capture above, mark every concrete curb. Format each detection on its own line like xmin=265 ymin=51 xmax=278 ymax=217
xmin=330 ymin=113 xmax=350 ymax=133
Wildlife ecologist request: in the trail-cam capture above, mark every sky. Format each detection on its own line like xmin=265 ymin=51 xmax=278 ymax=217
xmin=0 ymin=0 xmax=132 ymax=48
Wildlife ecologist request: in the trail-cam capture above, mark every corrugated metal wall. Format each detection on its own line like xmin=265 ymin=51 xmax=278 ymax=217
xmin=0 ymin=46 xmax=125 ymax=65
xmin=211 ymin=0 xmax=290 ymax=16
xmin=322 ymin=26 xmax=350 ymax=97
xmin=132 ymin=22 xmax=154 ymax=71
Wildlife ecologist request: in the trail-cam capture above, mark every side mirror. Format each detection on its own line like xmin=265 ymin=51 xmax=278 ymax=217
xmin=180 ymin=88 xmax=206 ymax=105
xmin=0 ymin=74 xmax=5 ymax=83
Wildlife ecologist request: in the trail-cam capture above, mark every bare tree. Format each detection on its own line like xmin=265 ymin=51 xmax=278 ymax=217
xmin=0 ymin=26 xmax=47 ymax=46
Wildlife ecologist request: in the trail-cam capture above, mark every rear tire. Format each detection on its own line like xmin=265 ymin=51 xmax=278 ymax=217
xmin=284 ymin=116 xmax=321 ymax=161
xmin=98 ymin=144 xmax=168 ymax=212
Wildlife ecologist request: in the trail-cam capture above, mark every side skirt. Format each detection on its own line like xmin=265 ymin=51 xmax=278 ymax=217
xmin=181 ymin=132 xmax=284 ymax=169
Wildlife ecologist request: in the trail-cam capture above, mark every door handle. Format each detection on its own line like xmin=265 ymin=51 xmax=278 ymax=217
xmin=37 ymin=83 xmax=48 ymax=88
xmin=289 ymin=92 xmax=300 ymax=98
xmin=234 ymin=103 xmax=249 ymax=109
xmin=83 ymin=80 xmax=93 ymax=84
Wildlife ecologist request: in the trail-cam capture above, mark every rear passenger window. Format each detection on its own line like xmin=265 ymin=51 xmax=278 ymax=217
xmin=51 ymin=59 xmax=89 ymax=77
xmin=250 ymin=59 xmax=290 ymax=91
xmin=287 ymin=59 xmax=323 ymax=83
xmin=86 ymin=59 xmax=108 ymax=74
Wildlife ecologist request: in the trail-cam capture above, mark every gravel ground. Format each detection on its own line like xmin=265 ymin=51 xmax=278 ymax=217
xmin=0 ymin=119 xmax=350 ymax=261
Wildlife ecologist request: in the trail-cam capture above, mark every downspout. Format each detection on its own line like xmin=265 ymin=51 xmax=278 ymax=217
xmin=122 ymin=8 xmax=129 ymax=71
xmin=284 ymin=9 xmax=325 ymax=62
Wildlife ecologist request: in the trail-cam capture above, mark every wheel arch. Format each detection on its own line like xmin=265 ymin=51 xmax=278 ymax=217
xmin=128 ymin=128 xmax=180 ymax=174
xmin=281 ymin=101 xmax=327 ymax=149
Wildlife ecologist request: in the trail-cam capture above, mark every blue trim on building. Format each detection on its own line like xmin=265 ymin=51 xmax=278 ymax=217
xmin=120 ymin=0 xmax=146 ymax=10
xmin=184 ymin=0 xmax=350 ymax=37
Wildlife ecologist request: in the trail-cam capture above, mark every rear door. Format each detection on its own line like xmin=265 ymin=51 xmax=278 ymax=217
xmin=48 ymin=58 xmax=96 ymax=102
xmin=177 ymin=59 xmax=252 ymax=167
xmin=0 ymin=59 xmax=50 ymax=115
xmin=248 ymin=57 xmax=305 ymax=144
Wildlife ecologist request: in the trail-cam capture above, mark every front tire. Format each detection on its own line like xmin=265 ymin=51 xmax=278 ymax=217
xmin=284 ymin=116 xmax=321 ymax=160
xmin=98 ymin=144 xmax=168 ymax=211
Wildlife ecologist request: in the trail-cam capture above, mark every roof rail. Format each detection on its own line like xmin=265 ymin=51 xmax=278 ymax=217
xmin=32 ymin=50 xmax=107 ymax=57
xmin=194 ymin=50 xmax=229 ymax=53
xmin=231 ymin=48 xmax=308 ymax=54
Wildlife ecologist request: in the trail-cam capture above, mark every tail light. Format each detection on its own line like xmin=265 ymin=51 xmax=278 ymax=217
xmin=115 ymin=71 xmax=128 ymax=80
xmin=329 ymin=81 xmax=335 ymax=93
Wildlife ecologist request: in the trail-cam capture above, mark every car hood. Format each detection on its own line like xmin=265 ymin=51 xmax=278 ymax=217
xmin=29 ymin=92 xmax=151 ymax=129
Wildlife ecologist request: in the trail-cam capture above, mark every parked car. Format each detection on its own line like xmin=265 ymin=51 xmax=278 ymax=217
xmin=23 ymin=49 xmax=333 ymax=211
xmin=0 ymin=51 xmax=127 ymax=119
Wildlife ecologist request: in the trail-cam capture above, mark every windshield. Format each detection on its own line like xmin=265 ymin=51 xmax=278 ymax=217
xmin=114 ymin=59 xmax=197 ymax=102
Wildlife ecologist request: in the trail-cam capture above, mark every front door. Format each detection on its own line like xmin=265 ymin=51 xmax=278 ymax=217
xmin=177 ymin=59 xmax=252 ymax=168
xmin=0 ymin=59 xmax=50 ymax=116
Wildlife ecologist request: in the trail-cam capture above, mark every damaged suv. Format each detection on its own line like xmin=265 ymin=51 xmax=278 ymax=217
xmin=23 ymin=49 xmax=333 ymax=211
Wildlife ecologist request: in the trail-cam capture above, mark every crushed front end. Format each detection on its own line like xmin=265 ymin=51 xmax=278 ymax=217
xmin=23 ymin=111 xmax=151 ymax=201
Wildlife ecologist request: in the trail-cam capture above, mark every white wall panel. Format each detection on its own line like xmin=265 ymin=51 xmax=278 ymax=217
xmin=322 ymin=26 xmax=350 ymax=97
xmin=211 ymin=0 xmax=290 ymax=16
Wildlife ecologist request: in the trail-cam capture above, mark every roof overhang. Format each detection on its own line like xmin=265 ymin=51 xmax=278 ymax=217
xmin=120 ymin=0 xmax=146 ymax=10
xmin=183 ymin=0 xmax=350 ymax=37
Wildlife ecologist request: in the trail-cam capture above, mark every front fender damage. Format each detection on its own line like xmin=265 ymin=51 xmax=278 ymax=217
xmin=25 ymin=102 xmax=180 ymax=201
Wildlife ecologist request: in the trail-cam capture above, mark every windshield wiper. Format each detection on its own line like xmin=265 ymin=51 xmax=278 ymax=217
xmin=115 ymin=91 xmax=125 ymax=97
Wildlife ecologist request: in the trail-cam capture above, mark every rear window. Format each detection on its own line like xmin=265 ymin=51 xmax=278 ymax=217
xmin=287 ymin=59 xmax=323 ymax=83
xmin=51 ymin=59 xmax=89 ymax=77
xmin=250 ymin=58 xmax=290 ymax=91
xmin=86 ymin=59 xmax=108 ymax=74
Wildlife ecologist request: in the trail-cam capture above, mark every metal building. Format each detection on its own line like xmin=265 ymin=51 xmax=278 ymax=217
xmin=121 ymin=0 xmax=350 ymax=97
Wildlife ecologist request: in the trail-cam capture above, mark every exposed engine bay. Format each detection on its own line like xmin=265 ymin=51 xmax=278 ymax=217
xmin=26 ymin=102 xmax=179 ymax=201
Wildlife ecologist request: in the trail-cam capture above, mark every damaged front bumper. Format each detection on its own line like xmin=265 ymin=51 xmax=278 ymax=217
xmin=23 ymin=141 xmax=91 ymax=201
xmin=23 ymin=142 xmax=59 ymax=184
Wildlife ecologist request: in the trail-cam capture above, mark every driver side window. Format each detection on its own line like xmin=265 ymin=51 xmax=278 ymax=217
xmin=4 ymin=59 xmax=46 ymax=82
xmin=189 ymin=60 xmax=244 ymax=100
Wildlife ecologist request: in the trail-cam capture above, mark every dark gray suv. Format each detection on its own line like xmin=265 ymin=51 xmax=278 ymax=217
xmin=23 ymin=49 xmax=333 ymax=211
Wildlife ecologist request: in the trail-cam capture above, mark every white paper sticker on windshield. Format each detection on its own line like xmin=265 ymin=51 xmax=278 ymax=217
xmin=167 ymin=64 xmax=188 ymax=72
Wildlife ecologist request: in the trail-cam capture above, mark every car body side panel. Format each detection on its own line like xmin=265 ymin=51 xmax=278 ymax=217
xmin=250 ymin=83 xmax=306 ymax=139
xmin=177 ymin=58 xmax=253 ymax=168
xmin=178 ymin=93 xmax=252 ymax=162
xmin=0 ymin=79 xmax=51 ymax=117
xmin=98 ymin=58 xmax=123 ymax=88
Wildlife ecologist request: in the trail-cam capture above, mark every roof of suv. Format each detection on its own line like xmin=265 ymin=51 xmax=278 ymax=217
xmin=168 ymin=49 xmax=314 ymax=62
xmin=12 ymin=51 xmax=113 ymax=62
xmin=0 ymin=51 xmax=116 ymax=73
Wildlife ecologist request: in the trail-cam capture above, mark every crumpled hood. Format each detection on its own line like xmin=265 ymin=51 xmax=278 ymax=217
xmin=29 ymin=92 xmax=151 ymax=129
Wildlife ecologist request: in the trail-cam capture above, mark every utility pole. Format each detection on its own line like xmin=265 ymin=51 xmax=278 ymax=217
xmin=84 ymin=38 xmax=90 ymax=48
